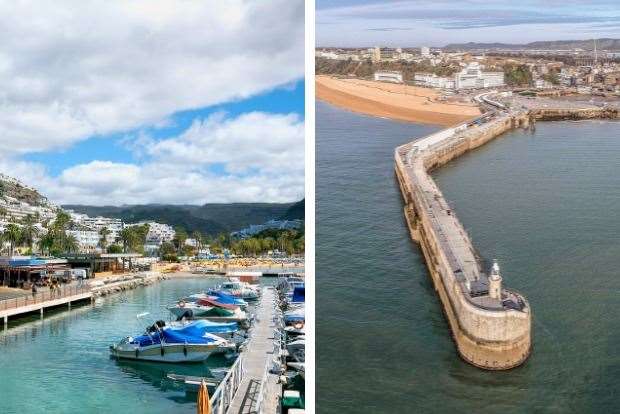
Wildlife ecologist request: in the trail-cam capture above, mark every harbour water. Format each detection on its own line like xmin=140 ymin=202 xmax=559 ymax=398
xmin=317 ymin=100 xmax=620 ymax=413
xmin=0 ymin=277 xmax=249 ymax=414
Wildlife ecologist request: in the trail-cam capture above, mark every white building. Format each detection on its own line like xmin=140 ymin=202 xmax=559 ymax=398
xmin=454 ymin=62 xmax=505 ymax=90
xmin=128 ymin=222 xmax=176 ymax=246
xmin=414 ymin=73 xmax=455 ymax=89
xmin=68 ymin=212 xmax=123 ymax=243
xmin=374 ymin=70 xmax=403 ymax=83
xmin=66 ymin=229 xmax=101 ymax=252
xmin=421 ymin=46 xmax=431 ymax=57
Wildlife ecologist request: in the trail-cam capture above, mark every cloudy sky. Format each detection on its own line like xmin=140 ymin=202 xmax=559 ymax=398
xmin=0 ymin=0 xmax=304 ymax=206
xmin=317 ymin=0 xmax=620 ymax=47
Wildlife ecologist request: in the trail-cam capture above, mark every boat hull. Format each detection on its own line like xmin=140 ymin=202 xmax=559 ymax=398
xmin=109 ymin=343 xmax=233 ymax=363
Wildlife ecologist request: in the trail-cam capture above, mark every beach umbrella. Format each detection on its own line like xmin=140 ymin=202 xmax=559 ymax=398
xmin=197 ymin=379 xmax=211 ymax=414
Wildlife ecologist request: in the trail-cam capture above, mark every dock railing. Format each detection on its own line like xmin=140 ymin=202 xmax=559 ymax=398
xmin=210 ymin=354 xmax=245 ymax=414
xmin=0 ymin=284 xmax=91 ymax=312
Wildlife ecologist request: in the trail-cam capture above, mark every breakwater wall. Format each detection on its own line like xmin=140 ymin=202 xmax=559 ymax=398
xmin=395 ymin=105 xmax=618 ymax=370
xmin=532 ymin=107 xmax=619 ymax=121
xmin=91 ymin=272 xmax=166 ymax=297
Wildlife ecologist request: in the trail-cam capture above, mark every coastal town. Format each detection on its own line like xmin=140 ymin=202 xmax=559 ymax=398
xmin=316 ymin=41 xmax=620 ymax=127
xmin=0 ymin=172 xmax=306 ymax=413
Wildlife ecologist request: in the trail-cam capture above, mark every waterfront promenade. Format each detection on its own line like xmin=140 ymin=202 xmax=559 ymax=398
xmin=228 ymin=287 xmax=282 ymax=413
xmin=0 ymin=284 xmax=92 ymax=327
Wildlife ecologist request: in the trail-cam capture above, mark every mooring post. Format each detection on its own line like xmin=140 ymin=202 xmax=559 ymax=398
xmin=3 ymin=315 xmax=7 ymax=329
xmin=40 ymin=307 xmax=43 ymax=319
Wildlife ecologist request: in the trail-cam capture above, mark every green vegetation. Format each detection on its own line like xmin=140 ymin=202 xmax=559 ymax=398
xmin=107 ymin=244 xmax=123 ymax=254
xmin=38 ymin=211 xmax=79 ymax=255
xmin=542 ymin=72 xmax=560 ymax=85
xmin=99 ymin=227 xmax=111 ymax=250
xmin=316 ymin=57 xmax=459 ymax=82
xmin=120 ymin=224 xmax=149 ymax=253
xmin=63 ymin=200 xmax=304 ymax=236
xmin=503 ymin=64 xmax=533 ymax=87
xmin=230 ymin=228 xmax=304 ymax=256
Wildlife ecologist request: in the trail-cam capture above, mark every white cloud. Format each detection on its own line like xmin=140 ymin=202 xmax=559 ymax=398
xmin=0 ymin=0 xmax=305 ymax=205
xmin=0 ymin=0 xmax=304 ymax=154
xmin=0 ymin=112 xmax=305 ymax=205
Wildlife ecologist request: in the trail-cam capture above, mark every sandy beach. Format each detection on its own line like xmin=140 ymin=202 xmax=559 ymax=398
xmin=316 ymin=75 xmax=481 ymax=126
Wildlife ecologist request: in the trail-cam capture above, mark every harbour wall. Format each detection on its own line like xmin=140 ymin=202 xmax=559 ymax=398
xmin=395 ymin=105 xmax=617 ymax=370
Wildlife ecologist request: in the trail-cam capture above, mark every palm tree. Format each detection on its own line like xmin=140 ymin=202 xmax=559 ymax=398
xmin=20 ymin=214 xmax=38 ymax=253
xmin=3 ymin=223 xmax=21 ymax=256
xmin=120 ymin=227 xmax=132 ymax=253
xmin=192 ymin=230 xmax=203 ymax=252
xmin=64 ymin=234 xmax=79 ymax=253
xmin=40 ymin=231 xmax=55 ymax=256
xmin=99 ymin=227 xmax=111 ymax=250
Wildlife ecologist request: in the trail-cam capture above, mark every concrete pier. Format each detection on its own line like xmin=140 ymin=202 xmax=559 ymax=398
xmin=228 ymin=287 xmax=281 ymax=413
xmin=395 ymin=100 xmax=619 ymax=370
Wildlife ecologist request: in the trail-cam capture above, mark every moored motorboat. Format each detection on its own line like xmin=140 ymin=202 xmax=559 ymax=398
xmin=109 ymin=320 xmax=236 ymax=363
xmin=218 ymin=278 xmax=260 ymax=300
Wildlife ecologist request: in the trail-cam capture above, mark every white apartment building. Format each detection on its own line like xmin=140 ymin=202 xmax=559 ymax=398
xmin=421 ymin=46 xmax=431 ymax=57
xmin=68 ymin=212 xmax=123 ymax=243
xmin=454 ymin=62 xmax=505 ymax=90
xmin=414 ymin=73 xmax=455 ymax=89
xmin=66 ymin=229 xmax=101 ymax=251
xmin=126 ymin=221 xmax=176 ymax=246
xmin=374 ymin=71 xmax=403 ymax=83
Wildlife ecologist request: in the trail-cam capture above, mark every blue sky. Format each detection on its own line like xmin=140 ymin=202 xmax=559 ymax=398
xmin=24 ymin=80 xmax=305 ymax=177
xmin=317 ymin=0 xmax=620 ymax=46
xmin=0 ymin=1 xmax=305 ymax=206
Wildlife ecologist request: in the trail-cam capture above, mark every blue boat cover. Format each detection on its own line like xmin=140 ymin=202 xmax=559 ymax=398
xmin=292 ymin=286 xmax=305 ymax=303
xmin=130 ymin=320 xmax=237 ymax=346
xmin=207 ymin=289 xmax=246 ymax=306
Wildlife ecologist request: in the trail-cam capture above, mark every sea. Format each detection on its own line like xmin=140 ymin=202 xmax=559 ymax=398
xmin=0 ymin=277 xmax=250 ymax=414
xmin=316 ymin=99 xmax=620 ymax=413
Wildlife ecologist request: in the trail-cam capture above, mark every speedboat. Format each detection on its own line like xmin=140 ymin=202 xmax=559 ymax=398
xmin=284 ymin=308 xmax=305 ymax=325
xmin=218 ymin=278 xmax=260 ymax=300
xmin=287 ymin=362 xmax=305 ymax=379
xmin=286 ymin=339 xmax=305 ymax=363
xmin=109 ymin=320 xmax=236 ymax=363
xmin=168 ymin=300 xmax=249 ymax=325
xmin=206 ymin=290 xmax=249 ymax=309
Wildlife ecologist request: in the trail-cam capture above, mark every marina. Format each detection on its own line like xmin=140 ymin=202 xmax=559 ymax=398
xmin=0 ymin=273 xmax=305 ymax=413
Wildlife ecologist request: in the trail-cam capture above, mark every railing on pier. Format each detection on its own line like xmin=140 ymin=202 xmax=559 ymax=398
xmin=210 ymin=354 xmax=245 ymax=414
xmin=0 ymin=284 xmax=91 ymax=312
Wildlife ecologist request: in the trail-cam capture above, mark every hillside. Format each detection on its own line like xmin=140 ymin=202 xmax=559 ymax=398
xmin=445 ymin=38 xmax=620 ymax=51
xmin=0 ymin=174 xmax=50 ymax=207
xmin=281 ymin=199 xmax=304 ymax=220
xmin=63 ymin=200 xmax=305 ymax=235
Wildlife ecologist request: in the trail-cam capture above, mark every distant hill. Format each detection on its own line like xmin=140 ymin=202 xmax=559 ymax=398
xmin=281 ymin=199 xmax=304 ymax=220
xmin=63 ymin=200 xmax=305 ymax=235
xmin=445 ymin=38 xmax=620 ymax=51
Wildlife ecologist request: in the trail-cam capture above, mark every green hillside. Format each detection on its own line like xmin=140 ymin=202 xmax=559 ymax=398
xmin=63 ymin=200 xmax=304 ymax=235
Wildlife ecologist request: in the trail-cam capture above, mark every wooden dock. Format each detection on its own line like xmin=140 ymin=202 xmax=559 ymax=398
xmin=228 ymin=287 xmax=281 ymax=414
xmin=0 ymin=285 xmax=92 ymax=327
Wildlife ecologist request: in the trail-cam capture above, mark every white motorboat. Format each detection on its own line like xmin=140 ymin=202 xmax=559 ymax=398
xmin=286 ymin=339 xmax=305 ymax=363
xmin=109 ymin=320 xmax=236 ymax=363
xmin=218 ymin=278 xmax=261 ymax=300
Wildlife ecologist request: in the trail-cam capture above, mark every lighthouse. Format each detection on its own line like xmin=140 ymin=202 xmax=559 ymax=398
xmin=489 ymin=260 xmax=503 ymax=300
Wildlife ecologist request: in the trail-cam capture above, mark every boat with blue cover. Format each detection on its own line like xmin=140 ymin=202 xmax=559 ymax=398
xmin=109 ymin=320 xmax=236 ymax=362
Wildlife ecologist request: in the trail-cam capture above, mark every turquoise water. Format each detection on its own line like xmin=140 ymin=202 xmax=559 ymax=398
xmin=317 ymin=100 xmax=620 ymax=413
xmin=0 ymin=278 xmax=246 ymax=414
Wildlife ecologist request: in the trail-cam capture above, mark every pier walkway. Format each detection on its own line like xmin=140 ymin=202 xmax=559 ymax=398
xmin=228 ymin=287 xmax=281 ymax=414
xmin=0 ymin=284 xmax=92 ymax=327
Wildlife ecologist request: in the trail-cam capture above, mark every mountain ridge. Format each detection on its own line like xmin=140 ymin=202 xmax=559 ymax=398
xmin=444 ymin=38 xmax=620 ymax=51
xmin=63 ymin=199 xmax=305 ymax=235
